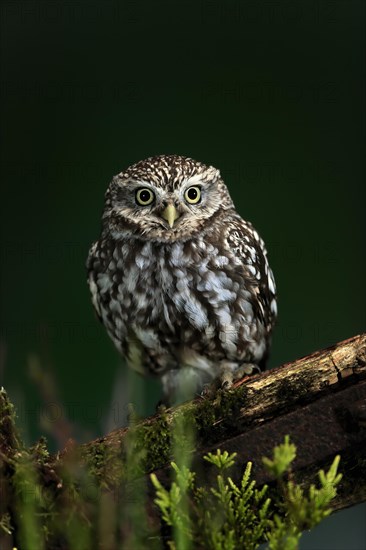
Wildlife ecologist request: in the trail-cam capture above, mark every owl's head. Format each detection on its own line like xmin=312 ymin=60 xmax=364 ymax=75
xmin=101 ymin=155 xmax=234 ymax=241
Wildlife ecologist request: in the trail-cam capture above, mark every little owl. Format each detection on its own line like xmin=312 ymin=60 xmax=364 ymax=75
xmin=87 ymin=155 xmax=277 ymax=402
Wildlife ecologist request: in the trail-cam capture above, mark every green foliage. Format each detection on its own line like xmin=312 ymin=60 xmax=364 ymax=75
xmin=204 ymin=449 xmax=237 ymax=471
xmin=266 ymin=455 xmax=342 ymax=550
xmin=262 ymin=435 xmax=296 ymax=478
xmin=11 ymin=450 xmax=46 ymax=550
xmin=151 ymin=437 xmax=342 ymax=550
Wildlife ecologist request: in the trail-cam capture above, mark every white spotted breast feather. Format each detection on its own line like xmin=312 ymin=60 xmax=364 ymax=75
xmin=223 ymin=215 xmax=277 ymax=340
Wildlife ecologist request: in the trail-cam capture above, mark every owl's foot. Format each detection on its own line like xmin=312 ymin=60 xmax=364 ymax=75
xmin=200 ymin=382 xmax=218 ymax=398
xmin=220 ymin=362 xmax=261 ymax=390
xmin=200 ymin=362 xmax=260 ymax=397
xmin=155 ymin=399 xmax=169 ymax=413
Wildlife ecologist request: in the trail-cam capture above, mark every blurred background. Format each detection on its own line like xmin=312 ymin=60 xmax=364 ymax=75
xmin=0 ymin=1 xmax=365 ymax=548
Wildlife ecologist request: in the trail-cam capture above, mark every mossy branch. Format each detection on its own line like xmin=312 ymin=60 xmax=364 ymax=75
xmin=1 ymin=333 xmax=366 ymax=549
xmin=72 ymin=332 xmax=366 ymax=510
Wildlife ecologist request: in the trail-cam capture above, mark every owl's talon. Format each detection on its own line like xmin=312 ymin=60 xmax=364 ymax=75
xmin=200 ymin=384 xmax=212 ymax=398
xmin=200 ymin=383 xmax=211 ymax=394
xmin=155 ymin=399 xmax=169 ymax=412
xmin=221 ymin=380 xmax=233 ymax=390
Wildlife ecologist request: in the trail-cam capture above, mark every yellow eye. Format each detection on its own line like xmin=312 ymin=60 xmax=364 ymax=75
xmin=136 ymin=188 xmax=155 ymax=206
xmin=184 ymin=186 xmax=201 ymax=204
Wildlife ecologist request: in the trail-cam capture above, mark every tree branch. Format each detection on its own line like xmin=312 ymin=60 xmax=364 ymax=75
xmin=64 ymin=332 xmax=366 ymax=510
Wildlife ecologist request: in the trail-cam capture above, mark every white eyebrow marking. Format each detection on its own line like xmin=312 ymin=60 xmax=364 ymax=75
xmin=184 ymin=173 xmax=204 ymax=185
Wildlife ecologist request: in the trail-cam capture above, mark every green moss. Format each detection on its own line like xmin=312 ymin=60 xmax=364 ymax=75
xmin=29 ymin=437 xmax=50 ymax=465
xmin=74 ymin=381 xmax=252 ymax=484
xmin=121 ymin=382 xmax=251 ymax=476
xmin=0 ymin=387 xmax=22 ymax=454
xmin=214 ymin=386 xmax=248 ymax=431
xmin=192 ymin=397 xmax=219 ymax=442
xmin=189 ymin=384 xmax=249 ymax=446
xmin=275 ymin=376 xmax=313 ymax=408
xmin=129 ymin=412 xmax=172 ymax=474
xmin=85 ymin=440 xmax=108 ymax=477
xmin=83 ymin=439 xmax=124 ymax=488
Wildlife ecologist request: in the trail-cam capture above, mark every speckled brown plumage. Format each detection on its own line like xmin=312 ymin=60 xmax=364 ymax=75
xmin=87 ymin=155 xmax=277 ymax=401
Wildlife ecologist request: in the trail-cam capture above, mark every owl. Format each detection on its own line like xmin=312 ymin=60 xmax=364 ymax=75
xmin=87 ymin=155 xmax=277 ymax=403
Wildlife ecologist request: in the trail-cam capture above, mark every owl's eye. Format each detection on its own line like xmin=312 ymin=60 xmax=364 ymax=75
xmin=184 ymin=186 xmax=201 ymax=204
xmin=136 ymin=188 xmax=155 ymax=206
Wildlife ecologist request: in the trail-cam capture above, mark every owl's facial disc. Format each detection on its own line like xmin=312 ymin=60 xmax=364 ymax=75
xmin=104 ymin=156 xmax=235 ymax=241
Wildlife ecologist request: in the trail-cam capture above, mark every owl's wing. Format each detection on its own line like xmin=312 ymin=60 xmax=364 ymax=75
xmin=224 ymin=217 xmax=277 ymax=331
xmin=86 ymin=241 xmax=103 ymax=323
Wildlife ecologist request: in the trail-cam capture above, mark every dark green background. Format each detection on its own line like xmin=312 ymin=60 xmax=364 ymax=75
xmin=1 ymin=1 xmax=365 ymax=548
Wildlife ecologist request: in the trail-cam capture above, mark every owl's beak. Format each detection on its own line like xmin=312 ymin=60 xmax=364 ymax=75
xmin=161 ymin=204 xmax=180 ymax=228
